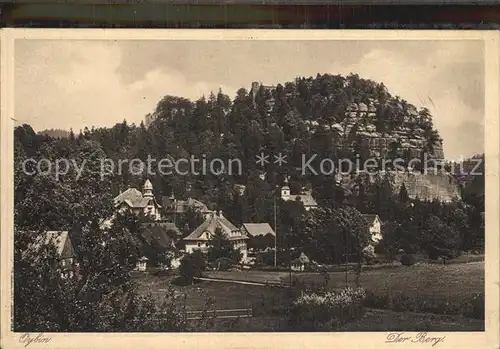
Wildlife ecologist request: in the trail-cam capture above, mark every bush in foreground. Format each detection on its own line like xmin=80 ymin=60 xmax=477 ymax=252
xmin=289 ymin=287 xmax=366 ymax=331
xmin=179 ymin=250 xmax=206 ymax=285
xmin=400 ymin=254 xmax=415 ymax=266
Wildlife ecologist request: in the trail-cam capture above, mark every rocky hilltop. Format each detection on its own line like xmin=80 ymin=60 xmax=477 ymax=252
xmin=305 ymin=101 xmax=445 ymax=160
xmin=250 ymin=74 xmax=456 ymax=201
xmin=251 ymin=76 xmax=444 ymax=161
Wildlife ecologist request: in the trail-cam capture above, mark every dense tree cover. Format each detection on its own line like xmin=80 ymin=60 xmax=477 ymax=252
xmin=38 ymin=128 xmax=71 ymax=139
xmin=296 ymin=206 xmax=371 ymax=264
xmin=345 ymin=164 xmax=484 ymax=257
xmin=14 ymin=126 xmax=184 ymax=331
xmin=356 ymin=191 xmax=482 ymax=258
xmin=14 ymin=214 xmax=185 ymax=331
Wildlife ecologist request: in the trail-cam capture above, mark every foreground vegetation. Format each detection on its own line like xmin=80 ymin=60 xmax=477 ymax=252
xmin=131 ymin=260 xmax=484 ymax=331
xmin=293 ymin=262 xmax=484 ymax=320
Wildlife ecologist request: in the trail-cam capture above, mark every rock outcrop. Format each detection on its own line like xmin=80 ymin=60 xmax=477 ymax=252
xmin=340 ymin=170 xmax=461 ymax=203
xmin=304 ymin=100 xmax=444 ymax=160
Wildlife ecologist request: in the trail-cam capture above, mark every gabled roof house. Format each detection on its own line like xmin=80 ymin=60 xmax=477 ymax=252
xmin=114 ymin=180 xmax=162 ymax=221
xmin=184 ymin=212 xmax=248 ymax=259
xmin=362 ymin=214 xmax=383 ymax=243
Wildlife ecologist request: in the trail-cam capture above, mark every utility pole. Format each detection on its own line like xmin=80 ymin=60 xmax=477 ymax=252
xmin=274 ymin=194 xmax=277 ymax=268
xmin=345 ymin=228 xmax=349 ymax=287
xmin=289 ymin=224 xmax=293 ymax=286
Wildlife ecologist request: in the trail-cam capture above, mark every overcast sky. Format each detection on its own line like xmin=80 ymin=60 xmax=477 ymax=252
xmin=15 ymin=39 xmax=484 ymax=160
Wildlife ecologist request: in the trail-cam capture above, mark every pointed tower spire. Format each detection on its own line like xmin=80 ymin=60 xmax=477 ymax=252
xmin=281 ymin=175 xmax=290 ymax=198
xmin=143 ymin=179 xmax=154 ymax=198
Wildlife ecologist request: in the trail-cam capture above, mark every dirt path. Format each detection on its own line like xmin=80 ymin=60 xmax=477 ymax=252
xmin=195 ymin=276 xmax=288 ymax=287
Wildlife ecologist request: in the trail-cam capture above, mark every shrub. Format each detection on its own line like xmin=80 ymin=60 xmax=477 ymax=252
xmin=400 ymin=254 xmax=415 ymax=266
xmin=179 ymin=251 xmax=206 ymax=284
xmin=209 ymin=257 xmax=235 ymax=271
xmin=362 ymin=245 xmax=376 ymax=265
xmin=289 ymin=287 xmax=366 ymax=331
xmin=363 ymin=290 xmax=389 ymax=309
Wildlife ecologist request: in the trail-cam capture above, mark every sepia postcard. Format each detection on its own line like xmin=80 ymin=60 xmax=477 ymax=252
xmin=0 ymin=29 xmax=499 ymax=349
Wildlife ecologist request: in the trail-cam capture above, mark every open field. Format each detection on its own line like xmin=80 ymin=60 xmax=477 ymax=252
xmin=134 ymin=274 xmax=290 ymax=312
xmin=204 ymin=261 xmax=484 ymax=300
xmin=133 ymin=276 xmax=484 ymax=331
xmin=298 ymin=261 xmax=483 ymax=296
xmin=133 ymin=261 xmax=484 ymax=331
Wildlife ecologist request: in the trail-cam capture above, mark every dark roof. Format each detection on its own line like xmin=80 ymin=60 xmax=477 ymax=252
xmin=139 ymin=224 xmax=178 ymax=249
xmin=294 ymin=194 xmax=317 ymax=207
xmin=362 ymin=214 xmax=380 ymax=224
xmin=165 ymin=198 xmax=211 ymax=214
xmin=141 ymin=222 xmax=181 ymax=237
xmin=114 ymin=188 xmax=161 ymax=208
xmin=242 ymin=223 xmax=275 ymax=237
xmin=218 ymin=215 xmax=238 ymax=231
xmin=184 ymin=214 xmax=246 ymax=241
xmin=184 ymin=218 xmax=213 ymax=241
xmin=30 ymin=231 xmax=77 ymax=259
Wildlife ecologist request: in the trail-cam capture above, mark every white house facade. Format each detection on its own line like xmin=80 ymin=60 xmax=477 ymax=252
xmin=184 ymin=212 xmax=248 ymax=260
xmin=363 ymin=214 xmax=383 ymax=243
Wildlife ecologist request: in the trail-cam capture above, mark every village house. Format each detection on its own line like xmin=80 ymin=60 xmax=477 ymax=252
xmin=183 ymin=211 xmax=248 ymax=260
xmin=162 ymin=195 xmax=213 ymax=220
xmin=135 ymin=256 xmax=149 ymax=272
xmin=280 ymin=180 xmax=318 ymax=211
xmin=362 ymin=214 xmax=383 ymax=243
xmin=241 ymin=223 xmax=275 ymax=238
xmin=241 ymin=223 xmax=276 ymax=252
xmin=28 ymin=231 xmax=78 ymax=276
xmin=133 ymin=222 xmax=182 ymax=272
xmin=114 ymin=179 xmax=162 ymax=221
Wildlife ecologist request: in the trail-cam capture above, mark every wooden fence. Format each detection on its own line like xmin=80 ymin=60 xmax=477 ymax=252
xmin=185 ymin=308 xmax=253 ymax=320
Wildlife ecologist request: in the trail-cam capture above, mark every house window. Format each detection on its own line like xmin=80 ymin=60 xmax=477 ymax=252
xmin=197 ymin=242 xmax=201 ymax=247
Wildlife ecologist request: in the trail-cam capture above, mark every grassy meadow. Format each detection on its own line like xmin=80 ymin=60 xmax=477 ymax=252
xmin=133 ymin=261 xmax=485 ymax=331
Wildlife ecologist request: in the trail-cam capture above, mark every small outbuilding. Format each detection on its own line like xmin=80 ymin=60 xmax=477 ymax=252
xmin=291 ymin=252 xmax=310 ymax=272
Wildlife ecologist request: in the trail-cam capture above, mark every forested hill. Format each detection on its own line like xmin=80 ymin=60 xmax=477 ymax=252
xmin=15 ymin=73 xmax=471 ymax=230
xmin=147 ymin=73 xmax=445 ymax=166
xmin=38 ymin=128 xmax=71 ymax=139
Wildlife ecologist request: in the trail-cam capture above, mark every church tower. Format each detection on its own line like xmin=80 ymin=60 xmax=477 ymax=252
xmin=143 ymin=179 xmax=154 ymax=199
xmin=281 ymin=177 xmax=290 ymax=199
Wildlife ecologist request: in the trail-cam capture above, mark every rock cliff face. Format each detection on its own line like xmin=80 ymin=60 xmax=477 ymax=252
xmin=303 ymin=100 xmax=445 ymax=160
xmin=340 ymin=171 xmax=461 ymax=203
